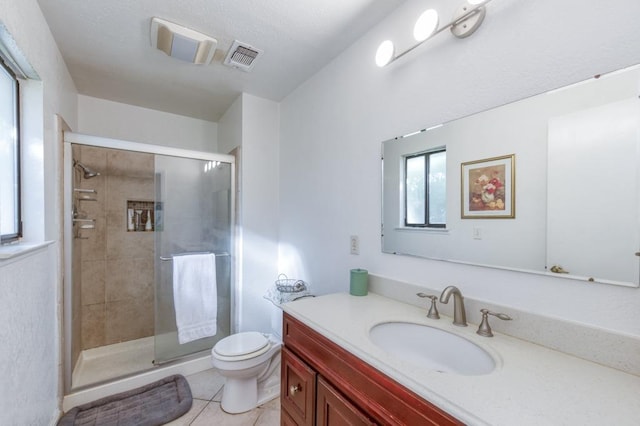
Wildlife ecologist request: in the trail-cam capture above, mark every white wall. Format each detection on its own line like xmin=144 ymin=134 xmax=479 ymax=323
xmin=218 ymin=94 xmax=280 ymax=334
xmin=279 ymin=0 xmax=640 ymax=337
xmin=217 ymin=95 xmax=242 ymax=155
xmin=218 ymin=94 xmax=280 ymax=333
xmin=0 ymin=1 xmax=78 ymax=424
xmin=0 ymin=247 xmax=58 ymax=424
xmin=238 ymin=94 xmax=280 ymax=334
xmin=77 ymin=95 xmax=218 ymax=152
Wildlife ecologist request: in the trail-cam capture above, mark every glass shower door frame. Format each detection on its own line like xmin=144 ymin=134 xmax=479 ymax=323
xmin=153 ymin=154 xmax=235 ymax=363
xmin=62 ymin=132 xmax=237 ymax=391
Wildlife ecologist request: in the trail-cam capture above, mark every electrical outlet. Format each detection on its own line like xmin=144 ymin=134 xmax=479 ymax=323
xmin=350 ymin=235 xmax=360 ymax=255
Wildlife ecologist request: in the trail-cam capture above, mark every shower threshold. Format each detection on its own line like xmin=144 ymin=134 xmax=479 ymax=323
xmin=65 ymin=336 xmax=211 ymax=411
xmin=72 ymin=337 xmax=156 ymax=389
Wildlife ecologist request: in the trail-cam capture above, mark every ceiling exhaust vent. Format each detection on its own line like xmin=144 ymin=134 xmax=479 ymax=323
xmin=150 ymin=17 xmax=217 ymax=65
xmin=223 ymin=40 xmax=262 ymax=72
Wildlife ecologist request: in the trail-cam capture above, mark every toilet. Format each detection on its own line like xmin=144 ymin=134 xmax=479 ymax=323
xmin=211 ymin=331 xmax=282 ymax=414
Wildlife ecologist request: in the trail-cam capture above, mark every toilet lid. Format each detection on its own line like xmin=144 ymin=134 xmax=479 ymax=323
xmin=214 ymin=332 xmax=269 ymax=357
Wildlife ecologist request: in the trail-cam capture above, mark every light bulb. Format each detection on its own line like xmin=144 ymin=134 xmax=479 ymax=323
xmin=375 ymin=40 xmax=395 ymax=67
xmin=413 ymin=9 xmax=439 ymax=42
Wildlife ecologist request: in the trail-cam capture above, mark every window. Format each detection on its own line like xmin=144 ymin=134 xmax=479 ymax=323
xmin=0 ymin=58 xmax=21 ymax=243
xmin=405 ymin=148 xmax=446 ymax=227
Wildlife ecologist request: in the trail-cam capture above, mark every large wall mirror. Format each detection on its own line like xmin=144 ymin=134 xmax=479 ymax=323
xmin=382 ymin=64 xmax=640 ymax=288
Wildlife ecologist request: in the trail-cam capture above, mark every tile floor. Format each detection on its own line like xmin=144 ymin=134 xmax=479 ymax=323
xmin=165 ymin=368 xmax=280 ymax=425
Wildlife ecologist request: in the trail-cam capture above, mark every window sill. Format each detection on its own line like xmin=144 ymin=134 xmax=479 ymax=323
xmin=393 ymin=227 xmax=449 ymax=234
xmin=0 ymin=240 xmax=54 ymax=261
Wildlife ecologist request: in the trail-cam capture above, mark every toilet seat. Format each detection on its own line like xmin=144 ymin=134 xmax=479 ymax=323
xmin=213 ymin=332 xmax=271 ymax=361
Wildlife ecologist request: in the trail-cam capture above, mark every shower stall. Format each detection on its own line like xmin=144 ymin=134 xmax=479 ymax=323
xmin=62 ymin=133 xmax=235 ymax=395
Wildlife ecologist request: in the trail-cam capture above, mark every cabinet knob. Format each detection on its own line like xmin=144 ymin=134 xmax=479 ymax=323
xmin=290 ymin=384 xmax=302 ymax=395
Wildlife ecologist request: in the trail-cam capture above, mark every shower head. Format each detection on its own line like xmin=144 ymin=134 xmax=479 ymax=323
xmin=74 ymin=161 xmax=101 ymax=179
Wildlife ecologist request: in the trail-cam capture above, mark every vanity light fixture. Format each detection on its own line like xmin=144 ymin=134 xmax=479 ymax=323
xmin=375 ymin=0 xmax=492 ymax=67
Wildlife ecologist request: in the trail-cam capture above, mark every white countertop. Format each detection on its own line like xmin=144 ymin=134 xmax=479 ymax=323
xmin=282 ymin=292 xmax=640 ymax=426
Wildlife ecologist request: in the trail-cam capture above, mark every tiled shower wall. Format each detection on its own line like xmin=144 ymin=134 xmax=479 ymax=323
xmin=75 ymin=146 xmax=155 ymax=350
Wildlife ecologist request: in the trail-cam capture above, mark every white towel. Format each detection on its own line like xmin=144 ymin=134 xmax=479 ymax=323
xmin=172 ymin=253 xmax=217 ymax=344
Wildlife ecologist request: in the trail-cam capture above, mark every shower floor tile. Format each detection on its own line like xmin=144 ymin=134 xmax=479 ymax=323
xmin=72 ymin=336 xmax=155 ymax=388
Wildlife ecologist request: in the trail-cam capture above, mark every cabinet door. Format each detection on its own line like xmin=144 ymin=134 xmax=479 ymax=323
xmin=281 ymin=407 xmax=299 ymax=426
xmin=316 ymin=377 xmax=375 ymax=426
xmin=282 ymin=346 xmax=317 ymax=426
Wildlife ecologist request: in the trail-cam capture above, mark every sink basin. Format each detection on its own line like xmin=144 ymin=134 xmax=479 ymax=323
xmin=369 ymin=322 xmax=495 ymax=375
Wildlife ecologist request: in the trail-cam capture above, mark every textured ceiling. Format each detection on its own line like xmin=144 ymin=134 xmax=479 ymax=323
xmin=36 ymin=0 xmax=404 ymax=122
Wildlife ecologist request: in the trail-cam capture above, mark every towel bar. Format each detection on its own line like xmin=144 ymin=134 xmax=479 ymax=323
xmin=159 ymin=252 xmax=230 ymax=261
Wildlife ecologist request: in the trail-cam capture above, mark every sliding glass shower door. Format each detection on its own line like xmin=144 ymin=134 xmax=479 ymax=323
xmin=154 ymin=155 xmax=233 ymax=363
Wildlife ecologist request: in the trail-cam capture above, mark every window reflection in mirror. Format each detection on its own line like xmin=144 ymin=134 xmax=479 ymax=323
xmin=405 ymin=149 xmax=446 ymax=228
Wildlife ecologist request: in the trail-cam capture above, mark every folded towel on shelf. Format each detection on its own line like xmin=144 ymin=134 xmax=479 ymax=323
xmin=172 ymin=253 xmax=217 ymax=344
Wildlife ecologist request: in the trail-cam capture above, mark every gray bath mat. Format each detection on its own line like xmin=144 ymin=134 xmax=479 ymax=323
xmin=57 ymin=374 xmax=192 ymax=426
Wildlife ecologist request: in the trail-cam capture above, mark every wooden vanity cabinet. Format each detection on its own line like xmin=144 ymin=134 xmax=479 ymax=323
xmin=282 ymin=346 xmax=373 ymax=426
xmin=282 ymin=346 xmax=316 ymax=426
xmin=281 ymin=313 xmax=463 ymax=426
xmin=316 ymin=376 xmax=376 ymax=426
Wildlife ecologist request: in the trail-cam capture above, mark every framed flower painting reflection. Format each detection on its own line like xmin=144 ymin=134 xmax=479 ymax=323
xmin=461 ymin=154 xmax=515 ymax=219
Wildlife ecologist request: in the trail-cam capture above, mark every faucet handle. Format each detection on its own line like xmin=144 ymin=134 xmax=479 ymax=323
xmin=476 ymin=308 xmax=512 ymax=337
xmin=416 ymin=293 xmax=440 ymax=319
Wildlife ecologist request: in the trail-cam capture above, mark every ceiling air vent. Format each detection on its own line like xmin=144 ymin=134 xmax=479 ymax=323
xmin=223 ymin=40 xmax=262 ymax=72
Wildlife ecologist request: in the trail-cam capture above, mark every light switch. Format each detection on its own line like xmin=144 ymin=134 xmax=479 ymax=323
xmin=473 ymin=227 xmax=482 ymax=240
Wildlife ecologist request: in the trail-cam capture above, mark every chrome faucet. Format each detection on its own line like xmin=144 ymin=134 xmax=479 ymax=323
xmin=439 ymin=286 xmax=467 ymax=327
